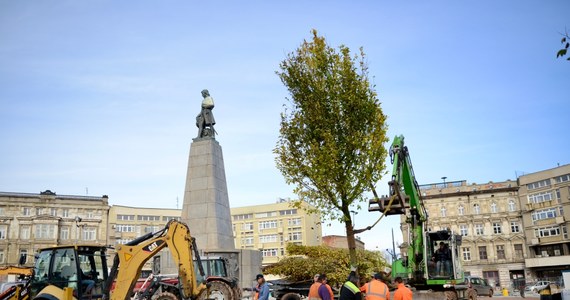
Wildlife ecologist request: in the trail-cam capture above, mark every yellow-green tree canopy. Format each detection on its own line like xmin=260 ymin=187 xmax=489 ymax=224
xmin=264 ymin=244 xmax=388 ymax=287
xmin=274 ymin=29 xmax=389 ymax=267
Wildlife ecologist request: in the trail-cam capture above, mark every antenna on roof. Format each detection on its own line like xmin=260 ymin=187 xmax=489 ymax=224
xmin=176 ymin=196 xmax=179 ymax=209
xmin=86 ymin=187 xmax=88 ymax=195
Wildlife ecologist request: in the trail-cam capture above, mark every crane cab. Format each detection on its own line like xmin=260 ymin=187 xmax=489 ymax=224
xmin=31 ymin=245 xmax=109 ymax=300
xmin=425 ymin=230 xmax=464 ymax=283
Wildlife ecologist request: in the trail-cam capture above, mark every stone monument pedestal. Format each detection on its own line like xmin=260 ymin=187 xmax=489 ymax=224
xmin=181 ymin=138 xmax=235 ymax=250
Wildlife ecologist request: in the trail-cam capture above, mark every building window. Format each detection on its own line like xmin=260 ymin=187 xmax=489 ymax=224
xmin=116 ymin=225 xmax=135 ymax=232
xmin=532 ymin=208 xmax=557 ymax=222
xmin=259 ymin=220 xmax=278 ymax=230
xmin=62 ymin=209 xmax=69 ymax=218
xmin=460 ymin=225 xmax=468 ymax=236
xmin=535 ymin=226 xmax=561 ymax=238
xmin=511 ymin=221 xmax=520 ymax=233
xmin=462 ymin=247 xmax=471 ymax=261
xmin=478 ymin=246 xmax=488 ymax=260
xmin=117 ymin=214 xmax=135 ymax=221
xmin=514 ymin=244 xmax=523 ymax=259
xmin=255 ymin=211 xmax=277 ymax=218
xmin=508 ymin=200 xmax=516 ymax=212
xmin=493 ymin=222 xmax=502 ymax=234
xmin=87 ymin=211 xmax=94 ymax=219
xmin=280 ymin=209 xmax=297 ymax=216
xmin=35 ymin=224 xmax=55 ymax=239
xmin=288 ymin=232 xmax=302 ymax=241
xmin=475 ymin=224 xmax=484 ymax=235
xmin=50 ymin=208 xmax=57 ymax=216
xmin=20 ymin=226 xmax=30 ymax=239
xmin=288 ymin=218 xmax=302 ymax=226
xmin=137 ymin=215 xmax=160 ymax=221
xmin=144 ymin=226 xmax=160 ymax=233
xmin=262 ymin=248 xmax=278 ymax=257
xmin=259 ymin=234 xmax=278 ymax=243
xmin=0 ymin=207 xmax=3 ymax=216
xmin=241 ymin=237 xmax=253 ymax=245
xmin=555 ymin=174 xmax=570 ymax=183
xmin=473 ymin=204 xmax=480 ymax=214
xmin=491 ymin=202 xmax=498 ymax=213
xmin=0 ymin=249 xmax=4 ymax=263
xmin=23 ymin=207 xmax=31 ymax=216
xmin=527 ymin=179 xmax=551 ymax=190
xmin=60 ymin=227 xmax=70 ymax=240
xmin=242 ymin=223 xmax=254 ymax=231
xmin=82 ymin=227 xmax=97 ymax=241
xmin=233 ymin=214 xmax=253 ymax=221
xmin=0 ymin=225 xmax=7 ymax=239
xmin=458 ymin=205 xmax=464 ymax=216
xmin=496 ymin=245 xmax=505 ymax=259
xmin=117 ymin=239 xmax=133 ymax=244
xmin=36 ymin=207 xmax=43 ymax=215
xmin=528 ymin=191 xmax=553 ymax=204
xmin=19 ymin=249 xmax=28 ymax=264
xmin=440 ymin=206 xmax=447 ymax=217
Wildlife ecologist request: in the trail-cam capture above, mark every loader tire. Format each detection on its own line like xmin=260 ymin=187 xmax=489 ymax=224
xmin=282 ymin=293 xmax=302 ymax=300
xmin=154 ymin=291 xmax=179 ymax=300
xmin=199 ymin=281 xmax=233 ymax=300
xmin=444 ymin=290 xmax=458 ymax=300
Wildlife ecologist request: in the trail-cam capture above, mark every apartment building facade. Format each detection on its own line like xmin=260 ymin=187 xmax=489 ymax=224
xmin=107 ymin=205 xmax=182 ymax=246
xmin=231 ymin=199 xmax=322 ymax=266
xmin=0 ymin=190 xmax=109 ymax=266
xmin=518 ymin=164 xmax=570 ymax=281
xmin=405 ymin=180 xmax=523 ymax=288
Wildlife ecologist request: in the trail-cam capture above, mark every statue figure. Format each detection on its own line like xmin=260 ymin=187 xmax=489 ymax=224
xmin=196 ymin=89 xmax=216 ymax=138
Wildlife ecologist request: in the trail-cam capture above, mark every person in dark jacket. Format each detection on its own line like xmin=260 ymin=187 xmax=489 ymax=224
xmin=339 ymin=271 xmax=362 ymax=300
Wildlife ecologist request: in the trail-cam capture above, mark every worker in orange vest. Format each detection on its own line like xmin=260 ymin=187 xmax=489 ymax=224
xmin=393 ymin=277 xmax=412 ymax=300
xmin=309 ymin=274 xmax=332 ymax=300
xmin=360 ymin=273 xmax=390 ymax=300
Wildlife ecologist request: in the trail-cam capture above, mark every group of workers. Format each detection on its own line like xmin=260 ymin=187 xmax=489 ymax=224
xmin=253 ymin=271 xmax=412 ymax=300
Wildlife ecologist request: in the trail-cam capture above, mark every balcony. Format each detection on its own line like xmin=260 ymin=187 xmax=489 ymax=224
xmin=525 ymin=255 xmax=570 ymax=268
xmin=526 ymin=200 xmax=556 ymax=211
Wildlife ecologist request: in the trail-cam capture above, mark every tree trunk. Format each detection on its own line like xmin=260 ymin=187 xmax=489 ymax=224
xmin=344 ymin=218 xmax=358 ymax=269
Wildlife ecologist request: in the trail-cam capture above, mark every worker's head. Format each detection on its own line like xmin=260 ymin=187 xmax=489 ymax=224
xmin=347 ymin=271 xmax=359 ymax=285
xmin=439 ymin=242 xmax=445 ymax=248
xmin=373 ymin=273 xmax=383 ymax=281
xmin=318 ymin=274 xmax=327 ymax=283
xmin=395 ymin=277 xmax=404 ymax=284
xmin=314 ymin=274 xmax=320 ymax=283
xmin=256 ymin=274 xmax=265 ymax=284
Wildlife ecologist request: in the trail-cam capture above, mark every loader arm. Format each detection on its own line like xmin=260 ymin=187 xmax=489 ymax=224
xmin=104 ymin=220 xmax=207 ymax=300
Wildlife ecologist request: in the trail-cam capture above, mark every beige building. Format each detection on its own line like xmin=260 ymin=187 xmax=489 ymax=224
xmin=518 ymin=164 xmax=570 ymax=282
xmin=413 ymin=180 xmax=523 ymax=288
xmin=231 ymin=199 xmax=322 ymax=266
xmin=108 ymin=205 xmax=181 ymax=246
xmin=0 ymin=190 xmax=109 ymax=266
xmin=322 ymin=235 xmax=365 ymax=250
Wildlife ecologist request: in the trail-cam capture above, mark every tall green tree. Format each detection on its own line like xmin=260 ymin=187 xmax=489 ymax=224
xmin=274 ymin=30 xmax=389 ymax=267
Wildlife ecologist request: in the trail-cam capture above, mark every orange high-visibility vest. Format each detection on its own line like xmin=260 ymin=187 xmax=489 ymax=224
xmin=309 ymin=282 xmax=323 ymax=300
xmin=361 ymin=280 xmax=389 ymax=300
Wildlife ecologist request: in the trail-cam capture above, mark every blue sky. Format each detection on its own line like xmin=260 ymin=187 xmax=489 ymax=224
xmin=1 ymin=1 xmax=568 ymax=252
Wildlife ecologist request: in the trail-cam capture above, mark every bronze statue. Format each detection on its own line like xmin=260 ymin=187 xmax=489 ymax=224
xmin=196 ymin=89 xmax=216 ymax=138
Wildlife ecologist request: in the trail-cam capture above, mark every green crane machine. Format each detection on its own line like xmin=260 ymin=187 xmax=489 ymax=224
xmin=369 ymin=135 xmax=475 ymax=300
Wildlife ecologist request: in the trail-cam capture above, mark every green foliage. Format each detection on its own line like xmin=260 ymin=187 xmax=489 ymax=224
xmin=557 ymin=33 xmax=570 ymax=61
xmin=263 ymin=244 xmax=388 ymax=287
xmin=274 ymin=29 xmax=388 ymax=266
